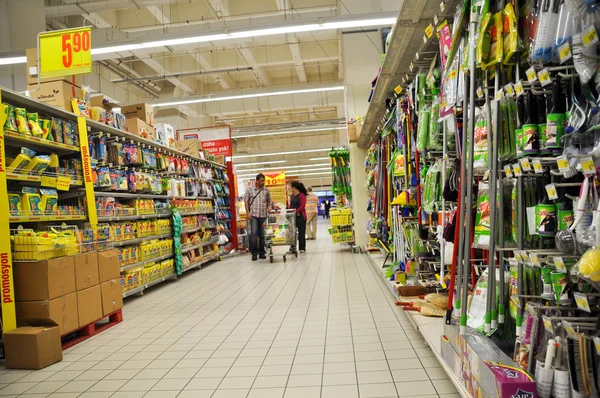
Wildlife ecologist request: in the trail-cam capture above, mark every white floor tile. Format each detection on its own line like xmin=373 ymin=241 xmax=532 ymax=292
xmin=322 ymin=384 xmax=359 ymax=398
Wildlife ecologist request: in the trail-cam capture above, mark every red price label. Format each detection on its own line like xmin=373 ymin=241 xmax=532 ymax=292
xmin=61 ymin=30 xmax=91 ymax=69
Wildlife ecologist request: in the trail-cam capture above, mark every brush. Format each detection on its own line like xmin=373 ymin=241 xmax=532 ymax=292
xmin=397 ymin=285 xmax=426 ymax=297
xmin=567 ymin=338 xmax=580 ymax=394
xmin=403 ymin=303 xmax=445 ymax=317
xmin=574 ymin=334 xmax=586 ymax=394
xmin=580 ymin=334 xmax=591 ymax=396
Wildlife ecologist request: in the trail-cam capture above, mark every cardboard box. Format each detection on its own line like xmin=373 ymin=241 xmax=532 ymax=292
xmin=14 ymin=257 xmax=76 ymax=301
xmin=26 ymin=80 xmax=79 ymax=111
xmin=74 ymin=252 xmax=99 ymax=291
xmin=97 ymin=249 xmax=120 ymax=283
xmin=347 ymin=123 xmax=358 ymax=143
xmin=77 ymin=285 xmax=102 ymax=327
xmin=213 ymin=155 xmax=226 ymax=165
xmin=4 ymin=318 xmax=63 ymax=369
xmin=175 ymin=139 xmax=201 ymax=157
xmin=121 ymin=103 xmax=154 ymax=125
xmin=26 ymin=48 xmax=83 ymax=86
xmin=16 ymin=293 xmax=79 ymax=336
xmin=126 ymin=117 xmax=156 ymax=141
xmin=100 ymin=279 xmax=123 ymax=316
xmin=155 ymin=123 xmax=175 ymax=148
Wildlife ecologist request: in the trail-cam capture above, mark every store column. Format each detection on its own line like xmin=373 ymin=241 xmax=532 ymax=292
xmin=342 ymin=29 xmax=384 ymax=249
xmin=0 ymin=0 xmax=45 ymax=91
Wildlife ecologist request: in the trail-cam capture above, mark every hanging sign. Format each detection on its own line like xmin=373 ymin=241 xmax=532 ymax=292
xmin=39 ymin=27 xmax=92 ymax=79
xmin=177 ymin=126 xmax=232 ymax=157
xmin=264 ymin=171 xmax=286 ymax=187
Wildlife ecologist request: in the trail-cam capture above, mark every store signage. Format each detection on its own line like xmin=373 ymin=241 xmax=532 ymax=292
xmin=39 ymin=27 xmax=92 ymax=78
xmin=177 ymin=126 xmax=232 ymax=156
xmin=264 ymin=171 xmax=286 ymax=187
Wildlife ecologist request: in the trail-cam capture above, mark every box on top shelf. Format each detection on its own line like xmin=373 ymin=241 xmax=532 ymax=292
xmin=121 ymin=103 xmax=154 ymax=125
xmin=16 ymin=293 xmax=79 ymax=336
xmin=98 ymin=249 xmax=121 ymax=283
xmin=213 ymin=155 xmax=226 ymax=165
xmin=100 ymin=279 xmax=123 ymax=317
xmin=175 ymin=139 xmax=201 ymax=157
xmin=90 ymin=95 xmax=117 ymax=111
xmin=77 ymin=285 xmax=102 ymax=327
xmin=4 ymin=318 xmax=63 ymax=370
xmin=25 ymin=48 xmax=83 ymax=87
xmin=74 ymin=252 xmax=99 ymax=291
xmin=26 ymin=80 xmax=79 ymax=112
xmin=126 ymin=118 xmax=156 ymax=141
xmin=14 ymin=256 xmax=76 ymax=301
xmin=155 ymin=123 xmax=175 ymax=148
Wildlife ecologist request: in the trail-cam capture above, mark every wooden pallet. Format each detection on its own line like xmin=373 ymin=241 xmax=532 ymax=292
xmin=61 ymin=309 xmax=123 ymax=350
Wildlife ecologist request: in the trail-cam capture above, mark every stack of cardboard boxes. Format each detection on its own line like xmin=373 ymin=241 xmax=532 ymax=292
xmin=122 ymin=103 xmax=155 ymax=141
xmin=14 ymin=249 xmax=123 ymax=337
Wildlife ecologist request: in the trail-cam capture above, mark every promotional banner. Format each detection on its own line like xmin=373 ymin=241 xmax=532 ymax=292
xmin=177 ymin=126 xmax=232 ymax=156
xmin=39 ymin=27 xmax=92 ymax=79
xmin=264 ymin=171 xmax=287 ymax=207
xmin=264 ymin=171 xmax=286 ymax=186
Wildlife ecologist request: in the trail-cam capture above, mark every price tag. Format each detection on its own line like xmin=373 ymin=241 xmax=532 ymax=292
xmin=495 ymin=88 xmax=504 ymax=101
xmin=440 ymin=1 xmax=445 ymax=11
xmin=582 ymin=25 xmax=599 ymax=49
xmin=529 ymin=253 xmax=541 ymax=267
xmin=515 ymin=81 xmax=524 ymax=97
xmin=545 ymin=184 xmax=559 ymax=200
xmin=423 ymin=35 xmax=428 ymax=44
xmin=574 ymin=292 xmax=591 ymax=312
xmin=520 ymin=158 xmax=532 ymax=172
xmin=538 ymin=69 xmax=551 ymax=87
xmin=526 ymin=67 xmax=537 ymax=83
xmin=394 ymin=85 xmax=403 ymax=95
xmin=521 ymin=251 xmax=532 ymax=265
xmin=542 ymin=315 xmax=553 ymax=332
xmin=425 ymin=24 xmax=434 ymax=38
xmin=512 ymin=163 xmax=522 ymax=177
xmin=508 ymin=258 xmax=519 ymax=267
xmin=504 ymin=164 xmax=513 ymax=177
xmin=532 ymin=159 xmax=543 ymax=174
xmin=558 ymin=42 xmax=572 ymax=63
xmin=580 ymin=156 xmax=596 ymax=174
xmin=505 ymin=83 xmax=515 ymax=97
xmin=554 ymin=257 xmax=567 ymax=272
xmin=56 ymin=176 xmax=71 ymax=191
xmin=41 ymin=176 xmax=57 ymax=188
xmin=514 ymin=251 xmax=523 ymax=263
xmin=556 ymin=156 xmax=570 ymax=171
xmin=434 ymin=15 xmax=439 ymax=25
xmin=483 ymin=170 xmax=490 ymax=180
xmin=563 ymin=321 xmax=577 ymax=337
xmin=38 ymin=27 xmax=92 ymax=79
xmin=477 ymin=87 xmax=484 ymax=99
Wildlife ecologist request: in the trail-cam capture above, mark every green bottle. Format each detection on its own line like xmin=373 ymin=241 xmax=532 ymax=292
xmin=545 ymin=80 xmax=566 ymax=149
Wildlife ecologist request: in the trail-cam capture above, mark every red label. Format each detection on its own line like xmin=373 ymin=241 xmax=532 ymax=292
xmin=1 ymin=253 xmax=13 ymax=304
xmin=201 ymin=139 xmax=232 ymax=156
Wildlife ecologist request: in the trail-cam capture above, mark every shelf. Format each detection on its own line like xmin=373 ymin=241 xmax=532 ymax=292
xmin=120 ymin=252 xmax=174 ymax=272
xmin=4 ymin=130 xmax=80 ymax=153
xmin=182 ymin=254 xmax=219 ymax=273
xmin=86 ymin=119 xmax=226 ymax=170
xmin=179 ymin=211 xmax=213 ymax=216
xmin=95 ymin=191 xmax=169 ymax=199
xmin=182 ymin=226 xmax=201 ymax=234
xmin=6 ymin=172 xmax=83 ymax=186
xmin=97 ymin=212 xmax=171 ymax=222
xmin=9 ymin=214 xmax=87 ymax=223
xmin=181 ymin=242 xmax=202 ymax=254
xmin=122 ymin=272 xmax=177 ymax=298
xmin=110 ymin=233 xmax=172 ymax=248
xmin=2 ymin=88 xmax=79 ymax=122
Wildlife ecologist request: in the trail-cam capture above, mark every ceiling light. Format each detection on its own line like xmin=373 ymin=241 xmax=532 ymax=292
xmin=235 ymin=160 xmax=288 ymax=167
xmin=233 ymin=126 xmax=346 ymax=139
xmin=308 ymin=157 xmax=330 ymax=161
xmin=0 ymin=56 xmax=26 ymax=66
xmin=155 ymin=85 xmax=344 ymax=107
xmin=237 ymin=167 xmax=331 ymax=177
xmin=232 ymin=148 xmax=330 ymax=160
xmin=236 ymin=163 xmax=330 ymax=173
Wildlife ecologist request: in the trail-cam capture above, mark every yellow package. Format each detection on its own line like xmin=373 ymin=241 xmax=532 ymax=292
xmin=7 ymin=153 xmax=32 ymax=172
xmin=8 ymin=194 xmax=21 ymax=216
xmin=502 ymin=3 xmax=518 ymax=65
xmin=21 ymin=192 xmax=42 ymax=215
xmin=27 ymin=113 xmax=44 ymax=137
xmin=482 ymin=11 xmax=503 ymax=70
xmin=15 ymin=108 xmax=31 ymax=135
xmin=477 ymin=13 xmax=492 ymax=68
xmin=22 ymin=155 xmax=51 ymax=175
xmin=40 ymin=189 xmax=58 ymax=213
xmin=40 ymin=119 xmax=52 ymax=140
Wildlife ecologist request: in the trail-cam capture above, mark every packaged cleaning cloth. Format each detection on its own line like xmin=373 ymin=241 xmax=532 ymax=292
xmin=474 ymin=181 xmax=491 ymax=248
xmin=502 ymin=3 xmax=519 ymax=64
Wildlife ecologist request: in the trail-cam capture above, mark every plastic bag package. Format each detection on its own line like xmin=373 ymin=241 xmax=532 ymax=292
xmin=552 ymin=0 xmax=574 ymax=63
xmin=503 ymin=3 xmax=519 ymax=65
xmin=429 ymin=98 xmax=442 ymax=150
xmin=417 ymin=106 xmax=431 ymax=151
xmin=482 ymin=11 xmax=504 ymax=70
xmin=532 ymin=0 xmax=560 ymax=64
xmin=473 ymin=181 xmax=491 ymax=248
xmin=473 ymin=109 xmax=489 ymax=172
xmin=476 ymin=12 xmax=493 ymax=68
xmin=422 ymin=160 xmax=442 ymax=214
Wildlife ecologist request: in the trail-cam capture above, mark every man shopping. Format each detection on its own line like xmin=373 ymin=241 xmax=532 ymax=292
xmin=244 ymin=174 xmax=272 ymax=261
xmin=306 ymin=187 xmax=319 ymax=239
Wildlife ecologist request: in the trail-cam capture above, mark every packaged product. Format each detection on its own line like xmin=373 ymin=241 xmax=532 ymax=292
xmin=473 ymin=181 xmax=491 ymax=248
xmin=15 ymin=108 xmax=31 ymax=135
xmin=3 ymin=104 xmax=17 ymax=131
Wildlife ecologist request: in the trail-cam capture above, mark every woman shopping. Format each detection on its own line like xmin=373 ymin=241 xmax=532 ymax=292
xmin=288 ymin=181 xmax=307 ymax=254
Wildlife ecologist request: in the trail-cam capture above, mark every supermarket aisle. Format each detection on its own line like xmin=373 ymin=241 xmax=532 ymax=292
xmin=0 ymin=224 xmax=459 ymax=398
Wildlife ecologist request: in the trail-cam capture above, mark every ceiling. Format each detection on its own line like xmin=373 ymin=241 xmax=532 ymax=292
xmin=35 ymin=0 xmax=401 ymax=189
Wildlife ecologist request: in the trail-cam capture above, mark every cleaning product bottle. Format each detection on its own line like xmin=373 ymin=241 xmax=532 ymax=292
xmin=516 ymin=96 xmax=525 ymax=158
xmin=557 ymin=194 xmax=574 ymax=231
xmin=523 ymin=91 xmax=540 ymax=154
xmin=538 ymin=93 xmax=551 ymax=155
xmin=545 ymin=80 xmax=566 ymax=150
xmin=536 ymin=175 xmax=557 ymax=237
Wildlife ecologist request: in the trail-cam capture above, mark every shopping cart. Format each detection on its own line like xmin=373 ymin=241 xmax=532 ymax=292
xmin=265 ymin=209 xmax=298 ymax=263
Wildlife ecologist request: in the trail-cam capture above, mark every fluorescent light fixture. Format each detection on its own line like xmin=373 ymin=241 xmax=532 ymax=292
xmin=232 ymin=148 xmax=330 ymax=159
xmin=155 ymin=85 xmax=344 ymax=107
xmin=0 ymin=16 xmax=395 ymax=66
xmin=308 ymin=157 xmax=331 ymax=161
xmin=233 ymin=126 xmax=346 ymax=139
xmin=237 ymin=167 xmax=331 ymax=177
xmin=237 ymin=171 xmax=333 ymax=179
xmin=236 ymin=163 xmax=330 ymax=173
xmin=235 ymin=160 xmax=288 ymax=167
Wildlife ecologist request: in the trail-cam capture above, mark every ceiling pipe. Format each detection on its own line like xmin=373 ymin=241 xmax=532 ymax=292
xmin=110 ymin=59 xmax=162 ymax=91
xmin=111 ymin=67 xmax=253 ymax=83
xmin=98 ymin=61 xmax=160 ymax=98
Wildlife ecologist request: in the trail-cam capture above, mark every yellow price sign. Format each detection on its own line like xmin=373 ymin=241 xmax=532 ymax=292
xmin=394 ymin=85 xmax=403 ymax=95
xmin=554 ymin=256 xmax=566 ymax=272
xmin=520 ymin=158 xmax=532 ymax=172
xmin=512 ymin=164 xmax=522 ymax=177
xmin=583 ymin=25 xmax=599 ymax=49
xmin=545 ymin=184 xmax=559 ymax=200
xmin=425 ymin=24 xmax=434 ymax=38
xmin=580 ymin=156 xmax=596 ymax=174
xmin=514 ymin=251 xmax=523 ymax=263
xmin=542 ymin=316 xmax=553 ymax=332
xmin=56 ymin=176 xmax=71 ymax=191
xmin=514 ymin=81 xmax=524 ymax=97
xmin=532 ymin=159 xmax=543 ymax=174
xmin=574 ymin=293 xmax=591 ymax=312
xmin=526 ymin=67 xmax=537 ymax=83
xmin=556 ymin=156 xmax=570 ymax=171
xmin=39 ymin=27 xmax=92 ymax=79
xmin=529 ymin=253 xmax=541 ymax=267
xmin=495 ymin=89 xmax=504 ymax=101
xmin=504 ymin=164 xmax=513 ymax=177
xmin=558 ymin=42 xmax=572 ymax=63
xmin=476 ymin=87 xmax=484 ymax=99
xmin=41 ymin=176 xmax=57 ymax=188
xmin=505 ymin=83 xmax=515 ymax=97
xmin=538 ymin=69 xmax=551 ymax=87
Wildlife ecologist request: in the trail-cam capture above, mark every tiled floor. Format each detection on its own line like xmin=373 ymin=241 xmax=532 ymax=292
xmin=0 ymin=220 xmax=461 ymax=397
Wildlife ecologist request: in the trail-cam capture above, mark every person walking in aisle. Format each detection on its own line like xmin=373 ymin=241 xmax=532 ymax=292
xmin=324 ymin=199 xmax=331 ymax=219
xmin=244 ymin=173 xmax=271 ymax=261
xmin=320 ymin=201 xmax=326 ymax=219
xmin=288 ymin=181 xmax=307 ymax=254
xmin=306 ymin=187 xmax=319 ymax=240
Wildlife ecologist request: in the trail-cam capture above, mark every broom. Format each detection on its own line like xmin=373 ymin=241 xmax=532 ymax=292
xmin=403 ymin=303 xmax=446 ymax=317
